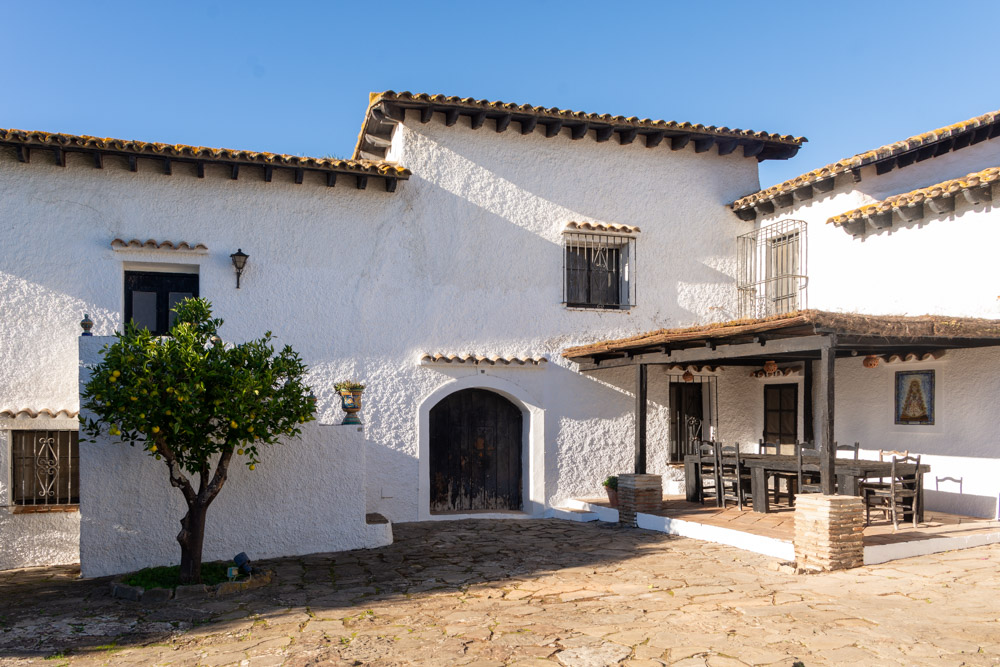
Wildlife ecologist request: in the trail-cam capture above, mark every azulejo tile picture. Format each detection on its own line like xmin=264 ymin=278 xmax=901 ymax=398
xmin=895 ymin=369 xmax=935 ymax=425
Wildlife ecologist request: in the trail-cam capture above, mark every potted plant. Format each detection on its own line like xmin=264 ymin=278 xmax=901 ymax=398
xmin=335 ymin=380 xmax=365 ymax=425
xmin=602 ymin=475 xmax=619 ymax=508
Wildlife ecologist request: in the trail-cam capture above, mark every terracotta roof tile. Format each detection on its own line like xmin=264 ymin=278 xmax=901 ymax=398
xmin=419 ymin=353 xmax=548 ymax=367
xmin=730 ymin=109 xmax=1000 ymax=218
xmin=828 ymin=166 xmax=1000 ymax=232
xmin=0 ymin=127 xmax=410 ymax=181
xmin=564 ymin=310 xmax=1000 ymax=360
xmin=0 ymin=408 xmax=79 ymax=419
xmin=564 ymin=221 xmax=640 ymax=234
xmin=356 ymin=90 xmax=804 ymax=162
xmin=111 ymin=238 xmax=208 ymax=252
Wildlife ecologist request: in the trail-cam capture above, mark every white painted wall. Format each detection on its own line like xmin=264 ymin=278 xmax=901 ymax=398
xmin=77 ymin=337 xmax=391 ymax=578
xmin=756 ymin=137 xmax=1000 ymax=318
xmin=1 ymin=119 xmax=761 ymax=570
xmin=0 ymin=415 xmax=80 ymax=570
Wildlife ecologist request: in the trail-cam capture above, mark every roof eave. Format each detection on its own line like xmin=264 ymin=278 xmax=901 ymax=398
xmin=354 ymin=91 xmax=805 ymax=162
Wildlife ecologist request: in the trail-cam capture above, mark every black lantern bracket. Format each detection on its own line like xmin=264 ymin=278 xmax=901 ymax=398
xmin=230 ymin=249 xmax=249 ymax=288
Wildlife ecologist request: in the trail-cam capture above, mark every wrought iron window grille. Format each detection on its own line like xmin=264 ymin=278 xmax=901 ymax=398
xmin=10 ymin=430 xmax=79 ymax=507
xmin=737 ymin=219 xmax=808 ymax=319
xmin=562 ymin=231 xmax=637 ymax=310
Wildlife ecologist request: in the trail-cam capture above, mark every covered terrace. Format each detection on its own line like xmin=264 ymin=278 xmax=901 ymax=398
xmin=563 ymin=310 xmax=1000 ymax=496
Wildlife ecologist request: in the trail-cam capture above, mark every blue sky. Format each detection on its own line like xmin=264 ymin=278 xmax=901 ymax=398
xmin=3 ymin=1 xmax=997 ymax=188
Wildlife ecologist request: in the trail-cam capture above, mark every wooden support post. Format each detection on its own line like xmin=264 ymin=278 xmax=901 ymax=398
xmin=196 ymin=162 xmax=205 ymax=178
xmin=635 ymin=363 xmax=648 ymax=474
xmin=804 ymin=359 xmax=814 ymax=443
xmin=819 ymin=336 xmax=836 ymax=494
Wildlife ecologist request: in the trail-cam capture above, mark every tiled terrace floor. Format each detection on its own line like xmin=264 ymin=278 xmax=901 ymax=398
xmin=579 ymin=495 xmax=1000 ymax=546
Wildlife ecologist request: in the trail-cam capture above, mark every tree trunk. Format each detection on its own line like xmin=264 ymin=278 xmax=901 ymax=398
xmin=178 ymin=501 xmax=209 ymax=584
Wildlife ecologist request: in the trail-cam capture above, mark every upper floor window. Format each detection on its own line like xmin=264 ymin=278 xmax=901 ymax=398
xmin=124 ymin=270 xmax=199 ymax=335
xmin=562 ymin=228 xmax=637 ymax=310
xmin=11 ymin=430 xmax=79 ymax=508
xmin=737 ymin=220 xmax=807 ymax=319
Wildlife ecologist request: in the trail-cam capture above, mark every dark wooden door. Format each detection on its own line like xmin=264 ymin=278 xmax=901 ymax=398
xmin=669 ymin=383 xmax=703 ymax=462
xmin=764 ymin=383 xmax=798 ymax=444
xmin=429 ymin=389 xmax=523 ymax=513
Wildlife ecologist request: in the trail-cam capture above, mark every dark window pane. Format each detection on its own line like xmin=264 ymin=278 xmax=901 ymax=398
xmin=131 ymin=291 xmax=157 ymax=332
xmin=124 ymin=271 xmax=198 ymax=336
xmin=168 ymin=292 xmax=193 ymax=328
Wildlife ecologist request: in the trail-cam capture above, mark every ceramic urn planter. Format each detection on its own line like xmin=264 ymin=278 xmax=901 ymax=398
xmin=339 ymin=389 xmax=363 ymax=425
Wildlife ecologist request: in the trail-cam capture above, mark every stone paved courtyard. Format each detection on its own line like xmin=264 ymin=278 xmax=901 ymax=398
xmin=1 ymin=519 xmax=999 ymax=666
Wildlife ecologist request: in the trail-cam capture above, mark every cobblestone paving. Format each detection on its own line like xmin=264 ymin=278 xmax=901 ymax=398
xmin=1 ymin=519 xmax=999 ymax=666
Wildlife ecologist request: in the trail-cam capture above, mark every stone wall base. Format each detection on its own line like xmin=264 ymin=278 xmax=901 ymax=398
xmin=794 ymin=494 xmax=864 ymax=571
xmin=618 ymin=474 xmax=662 ymax=527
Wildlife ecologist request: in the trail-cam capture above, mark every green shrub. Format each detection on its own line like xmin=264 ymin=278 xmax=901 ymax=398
xmin=125 ymin=561 xmax=233 ymax=590
xmin=602 ymin=475 xmax=618 ymax=490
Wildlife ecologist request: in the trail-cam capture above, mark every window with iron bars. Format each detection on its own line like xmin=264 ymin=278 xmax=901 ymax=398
xmin=10 ymin=430 xmax=79 ymax=507
xmin=563 ymin=232 xmax=637 ymax=309
xmin=736 ymin=220 xmax=807 ymax=319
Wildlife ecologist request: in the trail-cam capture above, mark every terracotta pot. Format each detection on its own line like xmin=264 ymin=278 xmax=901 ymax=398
xmin=763 ymin=360 xmax=778 ymax=375
xmin=339 ymin=389 xmax=363 ymax=425
xmin=863 ymin=355 xmax=880 ymax=369
xmin=605 ymin=486 xmax=619 ymax=508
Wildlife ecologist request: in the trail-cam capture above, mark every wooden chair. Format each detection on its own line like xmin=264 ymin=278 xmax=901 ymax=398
xmin=697 ymin=441 xmax=720 ymax=506
xmin=864 ymin=455 xmax=922 ymax=530
xmin=796 ymin=442 xmax=822 ymax=495
xmin=836 ymin=441 xmax=860 ymax=460
xmin=759 ymin=439 xmax=797 ymax=506
xmin=719 ymin=444 xmax=752 ymax=510
xmin=860 ymin=448 xmax=910 ymax=492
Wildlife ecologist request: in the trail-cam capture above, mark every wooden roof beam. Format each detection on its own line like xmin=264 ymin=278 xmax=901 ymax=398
xmin=792 ymin=184 xmax=813 ymax=201
xmin=734 ymin=208 xmax=757 ymax=221
xmin=381 ymin=102 xmax=407 ymax=122
xmin=419 ymin=106 xmax=434 ymax=123
xmin=495 ymin=113 xmax=512 ymax=133
xmin=469 ymin=110 xmax=488 ymax=130
xmin=717 ymin=139 xmax=738 ymax=156
xmin=743 ymin=141 xmax=764 ymax=158
xmin=519 ymin=117 xmax=537 ymax=135
xmin=444 ymin=108 xmax=460 ymax=127
xmin=356 ymin=175 xmax=368 ymax=190
xmin=645 ymin=131 xmax=664 ymax=148
xmin=570 ymin=122 xmax=589 ymax=140
xmin=876 ymin=157 xmax=897 ymax=175
xmin=545 ymin=120 xmax=563 ymax=138
xmin=384 ymin=176 xmax=397 ymax=193
xmin=693 ymin=137 xmax=715 ymax=153
xmin=15 ymin=145 xmax=29 ymax=163
xmin=92 ymin=151 xmax=103 ymax=169
xmin=618 ymin=128 xmax=637 ymax=145
xmin=813 ymin=178 xmax=835 ymax=193
xmin=670 ymin=134 xmax=690 ymax=151
xmin=594 ymin=126 xmax=614 ymax=142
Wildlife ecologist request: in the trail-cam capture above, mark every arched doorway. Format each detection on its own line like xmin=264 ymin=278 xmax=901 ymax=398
xmin=429 ymin=389 xmax=523 ymax=513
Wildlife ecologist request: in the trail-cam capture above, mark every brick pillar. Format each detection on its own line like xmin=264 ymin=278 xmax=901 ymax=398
xmin=794 ymin=494 xmax=865 ymax=571
xmin=618 ymin=474 xmax=662 ymax=527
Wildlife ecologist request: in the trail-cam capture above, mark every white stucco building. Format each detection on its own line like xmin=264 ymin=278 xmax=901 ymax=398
xmin=1 ymin=92 xmax=998 ymax=575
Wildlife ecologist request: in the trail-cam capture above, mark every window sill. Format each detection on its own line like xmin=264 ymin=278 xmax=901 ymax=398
xmin=563 ymin=305 xmax=633 ymax=313
xmin=11 ymin=504 xmax=80 ymax=515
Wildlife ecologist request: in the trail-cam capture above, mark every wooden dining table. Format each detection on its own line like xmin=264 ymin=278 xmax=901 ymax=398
xmin=684 ymin=453 xmax=930 ymax=517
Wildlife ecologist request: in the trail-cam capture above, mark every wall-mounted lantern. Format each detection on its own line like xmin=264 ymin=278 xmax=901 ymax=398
xmin=230 ymin=249 xmax=249 ymax=288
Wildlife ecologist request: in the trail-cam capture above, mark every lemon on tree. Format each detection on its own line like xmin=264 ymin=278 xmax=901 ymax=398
xmin=80 ymin=298 xmax=315 ymax=584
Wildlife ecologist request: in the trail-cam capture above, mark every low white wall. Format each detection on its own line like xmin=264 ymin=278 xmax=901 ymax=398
xmin=78 ymin=337 xmax=389 ymax=578
xmin=0 ymin=417 xmax=80 ymax=571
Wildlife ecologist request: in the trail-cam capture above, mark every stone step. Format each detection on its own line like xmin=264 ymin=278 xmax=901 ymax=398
xmin=549 ymin=507 xmax=599 ymax=523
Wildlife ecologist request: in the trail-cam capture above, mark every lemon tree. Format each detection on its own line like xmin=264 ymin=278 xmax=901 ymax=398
xmin=80 ymin=298 xmax=315 ymax=584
